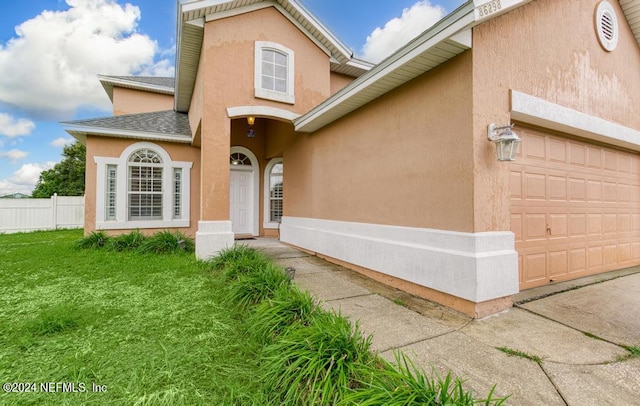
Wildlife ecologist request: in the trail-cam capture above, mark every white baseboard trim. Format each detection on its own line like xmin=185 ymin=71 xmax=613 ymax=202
xmin=280 ymin=217 xmax=519 ymax=303
xmin=195 ymin=220 xmax=234 ymax=260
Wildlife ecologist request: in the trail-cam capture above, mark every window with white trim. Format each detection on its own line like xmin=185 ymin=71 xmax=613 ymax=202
xmin=128 ymin=149 xmax=163 ymax=221
xmin=173 ymin=168 xmax=182 ymax=219
xmin=94 ymin=142 xmax=192 ymax=230
xmin=105 ymin=165 xmax=117 ymax=221
xmin=264 ymin=158 xmax=283 ymax=228
xmin=255 ymin=41 xmax=295 ymax=104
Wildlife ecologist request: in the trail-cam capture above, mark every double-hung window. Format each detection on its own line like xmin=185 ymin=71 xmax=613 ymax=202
xmin=255 ymin=41 xmax=295 ymax=104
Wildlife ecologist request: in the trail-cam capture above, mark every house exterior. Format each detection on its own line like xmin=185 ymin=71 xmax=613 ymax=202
xmin=63 ymin=0 xmax=640 ymax=317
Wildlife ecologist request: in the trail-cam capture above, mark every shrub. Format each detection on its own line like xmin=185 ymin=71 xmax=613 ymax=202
xmin=138 ymin=230 xmax=194 ymax=254
xmin=261 ymin=310 xmax=375 ymax=405
xmin=249 ymin=285 xmax=320 ymax=343
xmin=203 ymin=244 xmax=268 ymax=274
xmin=339 ymin=352 xmax=507 ymax=405
xmin=108 ymin=230 xmax=146 ymax=252
xmin=225 ymin=263 xmax=291 ymax=308
xmin=74 ymin=231 xmax=110 ymax=249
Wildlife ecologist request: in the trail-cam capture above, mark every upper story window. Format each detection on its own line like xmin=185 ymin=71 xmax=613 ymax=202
xmin=255 ymin=41 xmax=295 ymax=104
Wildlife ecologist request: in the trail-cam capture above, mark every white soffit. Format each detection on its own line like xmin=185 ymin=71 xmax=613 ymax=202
xmin=510 ymin=90 xmax=640 ymax=151
xmin=620 ymin=0 xmax=640 ymax=47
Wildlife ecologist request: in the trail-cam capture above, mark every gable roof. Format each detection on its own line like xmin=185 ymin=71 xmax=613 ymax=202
xmin=62 ymin=110 xmax=191 ymax=144
xmin=99 ymin=75 xmax=175 ymax=102
xmin=174 ymin=0 xmax=374 ymax=112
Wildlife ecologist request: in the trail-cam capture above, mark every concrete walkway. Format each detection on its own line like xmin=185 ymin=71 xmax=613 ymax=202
xmin=245 ymin=238 xmax=640 ymax=405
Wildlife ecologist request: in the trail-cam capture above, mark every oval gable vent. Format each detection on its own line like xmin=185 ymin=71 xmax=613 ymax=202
xmin=595 ymin=1 xmax=619 ymax=52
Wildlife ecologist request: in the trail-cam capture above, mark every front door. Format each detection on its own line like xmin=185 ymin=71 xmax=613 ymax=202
xmin=230 ymin=168 xmax=253 ymax=235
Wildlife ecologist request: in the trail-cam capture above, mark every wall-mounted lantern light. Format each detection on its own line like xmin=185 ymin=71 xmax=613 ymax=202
xmin=487 ymin=123 xmax=520 ymax=161
xmin=247 ymin=116 xmax=256 ymax=138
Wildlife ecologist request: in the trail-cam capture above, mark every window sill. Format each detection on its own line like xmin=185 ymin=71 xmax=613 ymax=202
xmin=255 ymin=88 xmax=294 ymax=105
xmin=263 ymin=222 xmax=281 ymax=230
xmin=97 ymin=219 xmax=190 ymax=230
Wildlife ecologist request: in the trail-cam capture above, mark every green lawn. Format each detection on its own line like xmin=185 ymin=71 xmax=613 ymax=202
xmin=0 ymin=230 xmax=264 ymax=405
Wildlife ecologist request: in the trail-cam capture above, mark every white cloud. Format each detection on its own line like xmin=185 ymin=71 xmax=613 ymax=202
xmin=0 ymin=113 xmax=35 ymax=137
xmin=51 ymin=137 xmax=75 ymax=147
xmin=0 ymin=0 xmax=173 ymax=120
xmin=0 ymin=149 xmax=29 ymax=163
xmin=360 ymin=1 xmax=446 ymax=63
xmin=0 ymin=161 xmax=55 ymax=195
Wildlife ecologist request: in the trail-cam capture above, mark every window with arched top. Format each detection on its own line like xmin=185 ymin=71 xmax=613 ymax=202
xmin=128 ymin=149 xmax=164 ymax=221
xmin=94 ymin=142 xmax=192 ymax=230
xmin=230 ymin=152 xmax=252 ymax=166
xmin=264 ymin=158 xmax=283 ymax=227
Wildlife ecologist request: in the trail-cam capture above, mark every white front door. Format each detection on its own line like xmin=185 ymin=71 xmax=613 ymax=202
xmin=230 ymin=168 xmax=253 ymax=235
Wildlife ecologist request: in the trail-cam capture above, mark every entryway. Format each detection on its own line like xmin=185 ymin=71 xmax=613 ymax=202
xmin=230 ymin=147 xmax=259 ymax=236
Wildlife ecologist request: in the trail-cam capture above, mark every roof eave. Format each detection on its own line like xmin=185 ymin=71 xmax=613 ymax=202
xmin=63 ymin=124 xmax=192 ymax=144
xmin=620 ymin=0 xmax=640 ymax=48
xmin=294 ymin=0 xmax=539 ymax=133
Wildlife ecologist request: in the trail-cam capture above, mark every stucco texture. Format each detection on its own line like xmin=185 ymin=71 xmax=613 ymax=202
xmin=471 ymin=0 xmax=640 ymax=232
xmin=286 ymin=52 xmax=475 ymax=232
xmin=196 ymin=7 xmax=334 ymax=221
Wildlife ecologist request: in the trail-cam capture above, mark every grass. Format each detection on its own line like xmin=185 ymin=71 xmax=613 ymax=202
xmin=0 ymin=229 xmax=264 ymax=405
xmin=2 ymin=231 xmax=507 ymax=405
xmin=496 ymin=346 xmax=544 ymax=365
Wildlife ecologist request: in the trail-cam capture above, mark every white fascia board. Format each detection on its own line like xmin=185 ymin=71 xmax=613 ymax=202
xmin=283 ymin=0 xmax=353 ymax=60
xmin=294 ymin=3 xmax=476 ymax=132
xmin=473 ymin=0 xmax=533 ymax=24
xmin=63 ymin=125 xmax=192 ymax=144
xmin=181 ymin=0 xmax=229 ymax=13
xmin=97 ymin=75 xmax=174 ymax=95
xmin=511 ymin=90 xmax=640 ymax=151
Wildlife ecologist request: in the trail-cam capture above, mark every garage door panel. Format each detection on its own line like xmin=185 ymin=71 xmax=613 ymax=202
xmin=525 ymin=173 xmax=546 ymax=200
xmin=511 ymin=213 xmax=523 ymax=242
xmin=604 ymin=150 xmax=618 ymax=172
xmin=525 ymin=213 xmax=547 ymax=241
xmin=569 ymin=213 xmax=587 ymax=237
xmin=549 ymin=250 xmax=568 ymax=278
xmin=569 ymin=177 xmax=587 ymax=201
xmin=587 ymin=180 xmax=602 ymax=202
xmin=512 ymin=126 xmax=640 ymax=290
xmin=569 ymin=248 xmax=587 ymax=273
xmin=510 ymin=171 xmax=523 ymax=199
xmin=549 ymin=138 xmax=567 ymax=163
xmin=524 ymin=252 xmax=547 ymax=282
xmin=548 ymin=213 xmax=567 ymax=239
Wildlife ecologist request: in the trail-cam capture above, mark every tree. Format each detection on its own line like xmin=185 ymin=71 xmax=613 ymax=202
xmin=32 ymin=141 xmax=86 ymax=198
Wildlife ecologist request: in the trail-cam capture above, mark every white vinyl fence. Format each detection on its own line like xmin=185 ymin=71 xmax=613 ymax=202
xmin=0 ymin=194 xmax=84 ymax=234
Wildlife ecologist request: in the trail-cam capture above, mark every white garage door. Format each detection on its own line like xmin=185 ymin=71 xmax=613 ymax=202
xmin=510 ymin=126 xmax=640 ymax=290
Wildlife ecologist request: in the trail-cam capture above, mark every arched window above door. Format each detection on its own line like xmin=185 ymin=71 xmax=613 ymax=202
xmin=230 ymin=152 xmax=252 ymax=166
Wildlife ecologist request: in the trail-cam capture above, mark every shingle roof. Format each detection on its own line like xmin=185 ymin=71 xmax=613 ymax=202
xmin=62 ymin=110 xmax=192 ymax=144
xmin=102 ymin=76 xmax=175 ymax=88
xmin=98 ymin=75 xmax=175 ymax=102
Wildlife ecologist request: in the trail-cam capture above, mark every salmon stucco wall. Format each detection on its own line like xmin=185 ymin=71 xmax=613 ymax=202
xmin=84 ymin=136 xmax=201 ymax=236
xmin=112 ymin=87 xmax=174 ymax=116
xmin=471 ymin=0 xmax=640 ymax=233
xmin=286 ymin=52 xmax=475 ymax=232
xmin=330 ymin=72 xmax=355 ymax=95
xmin=198 ymin=6 xmax=334 ymax=222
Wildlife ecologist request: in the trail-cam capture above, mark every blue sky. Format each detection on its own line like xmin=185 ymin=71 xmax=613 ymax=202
xmin=0 ymin=0 xmax=463 ymax=195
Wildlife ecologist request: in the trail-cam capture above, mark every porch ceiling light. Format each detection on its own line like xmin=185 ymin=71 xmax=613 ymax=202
xmin=487 ymin=123 xmax=521 ymax=161
xmin=247 ymin=116 xmax=256 ymax=138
